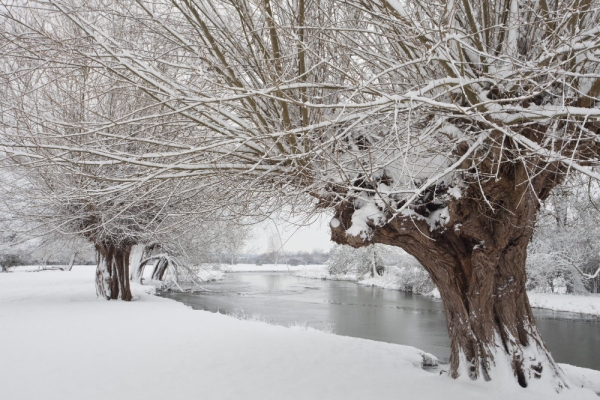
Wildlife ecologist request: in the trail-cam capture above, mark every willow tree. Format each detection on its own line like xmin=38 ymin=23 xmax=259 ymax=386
xmin=2 ymin=0 xmax=600 ymax=388
xmin=0 ymin=4 xmax=236 ymax=300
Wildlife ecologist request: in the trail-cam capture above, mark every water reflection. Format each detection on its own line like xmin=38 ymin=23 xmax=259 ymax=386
xmin=534 ymin=309 xmax=600 ymax=369
xmin=159 ymin=273 xmax=600 ymax=370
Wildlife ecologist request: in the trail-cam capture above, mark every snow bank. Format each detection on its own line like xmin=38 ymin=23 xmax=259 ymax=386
xmin=293 ymin=265 xmax=358 ymax=281
xmin=359 ymin=265 xmax=434 ymax=294
xmin=425 ymin=288 xmax=441 ymax=299
xmin=528 ymin=293 xmax=600 ymax=317
xmin=561 ymin=364 xmax=600 ymax=393
xmin=297 ymin=264 xmax=437 ymax=296
xmin=194 ymin=268 xmax=225 ymax=282
xmin=360 ymin=272 xmax=405 ymax=290
xmin=220 ymin=263 xmax=326 ymax=273
xmin=0 ymin=266 xmax=598 ymax=400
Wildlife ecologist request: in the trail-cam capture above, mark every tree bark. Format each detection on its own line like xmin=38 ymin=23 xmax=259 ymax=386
xmin=129 ymin=243 xmax=148 ymax=283
xmin=330 ymin=165 xmax=567 ymax=388
xmin=95 ymin=243 xmax=133 ymax=301
xmin=151 ymin=257 xmax=169 ymax=281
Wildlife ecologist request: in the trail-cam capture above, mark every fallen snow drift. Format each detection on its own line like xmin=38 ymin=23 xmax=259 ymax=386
xmin=0 ymin=266 xmax=597 ymax=400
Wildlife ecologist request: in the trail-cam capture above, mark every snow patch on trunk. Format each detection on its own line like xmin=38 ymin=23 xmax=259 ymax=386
xmin=346 ymin=197 xmax=385 ymax=239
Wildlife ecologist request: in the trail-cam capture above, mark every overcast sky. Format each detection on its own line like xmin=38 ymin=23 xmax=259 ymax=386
xmin=246 ymin=213 xmax=333 ymax=254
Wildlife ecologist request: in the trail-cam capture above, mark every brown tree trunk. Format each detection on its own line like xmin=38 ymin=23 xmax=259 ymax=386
xmin=416 ymin=236 xmax=563 ymax=387
xmin=95 ymin=243 xmax=133 ymax=301
xmin=330 ymin=164 xmax=567 ymax=388
xmin=151 ymin=257 xmax=169 ymax=281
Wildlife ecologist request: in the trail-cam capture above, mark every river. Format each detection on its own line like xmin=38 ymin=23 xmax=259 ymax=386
xmin=159 ymin=273 xmax=600 ymax=370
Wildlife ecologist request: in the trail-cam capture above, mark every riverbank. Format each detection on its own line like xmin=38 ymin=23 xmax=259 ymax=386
xmin=528 ymin=293 xmax=600 ymax=317
xmin=294 ymin=265 xmax=440 ymax=298
xmin=1 ymin=265 xmax=599 ymax=399
xmin=289 ymin=265 xmax=600 ymax=317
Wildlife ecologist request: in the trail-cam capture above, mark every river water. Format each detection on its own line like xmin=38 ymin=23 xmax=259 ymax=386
xmin=159 ymin=273 xmax=600 ymax=370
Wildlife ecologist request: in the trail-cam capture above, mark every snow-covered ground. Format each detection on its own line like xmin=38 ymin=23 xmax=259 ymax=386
xmin=528 ymin=293 xmax=600 ymax=317
xmin=0 ymin=266 xmax=598 ymax=400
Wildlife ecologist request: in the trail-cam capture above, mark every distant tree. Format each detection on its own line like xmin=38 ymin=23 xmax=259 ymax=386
xmin=218 ymin=222 xmax=253 ymax=265
xmin=266 ymin=233 xmax=283 ymax=265
xmin=287 ymin=258 xmax=300 ymax=267
xmin=0 ymin=253 xmax=19 ymax=272
xmin=0 ymin=23 xmax=220 ymax=299
xmin=528 ymin=177 xmax=600 ymax=294
xmin=29 ymin=235 xmax=95 ymax=270
xmin=328 ymin=244 xmax=384 ymax=278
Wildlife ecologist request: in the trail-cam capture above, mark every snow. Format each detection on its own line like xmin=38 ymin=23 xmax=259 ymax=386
xmin=527 ymin=293 xmax=600 ymax=317
xmin=192 ymin=268 xmax=225 ymax=282
xmin=447 ymin=186 xmax=462 ymax=199
xmin=220 ymin=263 xmax=327 ymax=273
xmin=359 ymin=273 xmax=404 ymax=290
xmin=297 ymin=264 xmax=437 ymax=295
xmin=425 ymin=206 xmax=450 ymax=230
xmin=346 ymin=197 xmax=385 ymax=239
xmin=0 ymin=266 xmax=598 ymax=400
xmin=561 ymin=364 xmax=600 ymax=393
xmin=293 ymin=265 xmax=357 ymax=281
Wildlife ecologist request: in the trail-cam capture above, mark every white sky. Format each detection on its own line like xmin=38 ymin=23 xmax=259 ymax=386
xmin=246 ymin=213 xmax=333 ymax=254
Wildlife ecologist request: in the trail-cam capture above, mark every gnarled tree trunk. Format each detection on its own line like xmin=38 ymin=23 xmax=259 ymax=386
xmin=151 ymin=256 xmax=169 ymax=281
xmin=95 ymin=243 xmax=133 ymax=301
xmin=129 ymin=243 xmax=159 ymax=284
xmin=331 ymin=165 xmax=567 ymax=389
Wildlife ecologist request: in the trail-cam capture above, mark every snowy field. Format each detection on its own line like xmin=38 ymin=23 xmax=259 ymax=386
xmin=0 ymin=266 xmax=599 ymax=400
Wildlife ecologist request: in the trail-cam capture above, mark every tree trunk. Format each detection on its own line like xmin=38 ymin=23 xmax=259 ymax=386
xmin=95 ymin=243 xmax=133 ymax=301
xmin=417 ymin=237 xmax=564 ymax=387
xmin=370 ymin=245 xmax=377 ymax=278
xmin=151 ymin=257 xmax=169 ymax=281
xmin=65 ymin=252 xmax=77 ymax=272
xmin=330 ymin=165 xmax=567 ymax=388
xmin=129 ymin=243 xmax=147 ymax=283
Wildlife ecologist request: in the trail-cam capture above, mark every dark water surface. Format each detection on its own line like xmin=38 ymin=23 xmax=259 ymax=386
xmin=159 ymin=273 xmax=600 ymax=370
